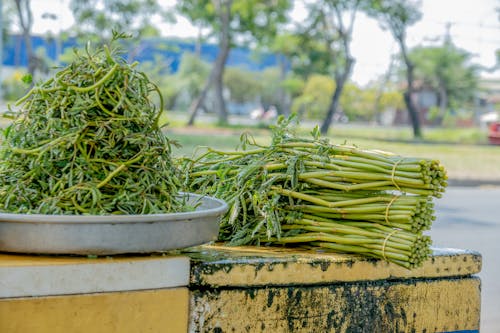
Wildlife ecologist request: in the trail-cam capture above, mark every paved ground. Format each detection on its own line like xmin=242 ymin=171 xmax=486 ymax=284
xmin=432 ymin=186 xmax=500 ymax=333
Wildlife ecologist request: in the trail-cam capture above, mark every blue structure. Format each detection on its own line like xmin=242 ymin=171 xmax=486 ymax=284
xmin=3 ymin=34 xmax=280 ymax=72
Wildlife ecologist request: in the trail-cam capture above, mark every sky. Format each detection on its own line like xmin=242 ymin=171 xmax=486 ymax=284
xmin=26 ymin=0 xmax=500 ymax=86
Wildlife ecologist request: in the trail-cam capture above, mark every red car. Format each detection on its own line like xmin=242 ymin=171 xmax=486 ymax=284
xmin=488 ymin=122 xmax=500 ymax=145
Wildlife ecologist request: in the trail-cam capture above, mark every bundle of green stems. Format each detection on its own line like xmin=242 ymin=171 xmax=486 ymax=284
xmin=182 ymin=117 xmax=447 ymax=268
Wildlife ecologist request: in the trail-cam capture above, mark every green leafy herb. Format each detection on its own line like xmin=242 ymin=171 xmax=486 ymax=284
xmin=21 ymin=73 xmax=33 ymax=85
xmin=0 ymin=35 xmax=184 ymax=215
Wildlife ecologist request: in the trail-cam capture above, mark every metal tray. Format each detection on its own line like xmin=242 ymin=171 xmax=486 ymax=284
xmin=0 ymin=193 xmax=228 ymax=255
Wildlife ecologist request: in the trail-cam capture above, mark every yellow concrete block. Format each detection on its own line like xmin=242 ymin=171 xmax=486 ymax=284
xmin=0 ymin=253 xmax=189 ymax=298
xmin=0 ymin=252 xmax=182 ymax=267
xmin=189 ymin=245 xmax=481 ymax=287
xmin=1 ymin=288 xmax=188 ymax=333
xmin=189 ymin=278 xmax=480 ymax=332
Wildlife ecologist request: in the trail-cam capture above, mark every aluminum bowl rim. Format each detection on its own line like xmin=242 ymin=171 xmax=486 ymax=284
xmin=0 ymin=192 xmax=228 ymax=224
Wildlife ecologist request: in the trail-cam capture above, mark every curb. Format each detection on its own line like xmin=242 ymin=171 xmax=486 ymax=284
xmin=447 ymin=179 xmax=500 ymax=187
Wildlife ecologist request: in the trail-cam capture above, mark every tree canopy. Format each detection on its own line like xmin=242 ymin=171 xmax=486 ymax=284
xmin=410 ymin=44 xmax=479 ymax=117
xmin=69 ymin=0 xmax=169 ymax=43
xmin=367 ymin=0 xmax=423 ymax=138
xmin=1 ymin=0 xmax=490 ymax=136
xmin=177 ymin=0 xmax=292 ymax=124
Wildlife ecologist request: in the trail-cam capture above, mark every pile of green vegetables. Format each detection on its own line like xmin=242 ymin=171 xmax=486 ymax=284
xmin=0 ymin=33 xmax=184 ymax=215
xmin=182 ymin=116 xmax=447 ymax=269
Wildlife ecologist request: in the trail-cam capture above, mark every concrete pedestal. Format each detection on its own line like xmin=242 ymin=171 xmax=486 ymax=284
xmin=0 ymin=246 xmax=481 ymax=333
xmin=187 ymin=245 xmax=482 ymax=333
xmin=0 ymin=254 xmax=190 ymax=333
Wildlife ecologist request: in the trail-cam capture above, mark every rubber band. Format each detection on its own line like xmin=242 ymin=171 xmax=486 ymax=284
xmin=385 ymin=195 xmax=399 ymax=224
xmin=391 ymin=159 xmax=403 ymax=191
xmin=382 ymin=229 xmax=399 ymax=260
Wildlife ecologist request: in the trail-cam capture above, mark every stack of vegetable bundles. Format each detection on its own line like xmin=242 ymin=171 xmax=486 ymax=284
xmin=182 ymin=116 xmax=447 ymax=269
xmin=0 ymin=33 xmax=184 ymax=215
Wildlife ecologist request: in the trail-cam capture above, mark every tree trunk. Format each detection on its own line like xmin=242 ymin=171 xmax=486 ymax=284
xmin=186 ymin=0 xmax=231 ymax=126
xmin=320 ymin=75 xmax=346 ymax=135
xmin=403 ymin=66 xmax=422 ymax=138
xmin=403 ymin=89 xmax=421 ymax=138
xmin=400 ymin=40 xmax=422 ymax=138
xmin=319 ymin=3 xmax=358 ymax=135
xmin=213 ymin=38 xmax=230 ymax=124
xmin=277 ymin=54 xmax=289 ymax=116
xmin=15 ymin=0 xmax=35 ymax=78
xmin=212 ymin=1 xmax=231 ymax=125
xmin=186 ymin=77 xmax=212 ymax=126
xmin=437 ymin=80 xmax=447 ymax=124
xmin=320 ymin=58 xmax=353 ymax=135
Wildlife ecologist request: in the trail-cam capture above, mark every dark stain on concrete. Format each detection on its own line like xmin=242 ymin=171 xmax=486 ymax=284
xmin=309 ymin=260 xmax=331 ymax=272
xmin=191 ymin=277 xmax=478 ymax=332
xmin=266 ymin=289 xmax=277 ymax=308
xmin=245 ymin=288 xmax=257 ymax=300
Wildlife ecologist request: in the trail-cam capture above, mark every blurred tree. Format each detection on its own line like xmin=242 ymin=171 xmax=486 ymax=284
xmin=177 ymin=53 xmax=210 ymax=97
xmin=69 ymin=0 xmax=172 ymax=60
xmin=279 ymin=34 xmax=332 ymax=79
xmin=178 ymin=0 xmax=231 ymax=125
xmin=377 ymin=88 xmax=404 ymax=122
xmin=0 ymin=1 xmax=10 ymax=43
xmin=12 ymin=0 xmax=40 ymax=79
xmin=174 ymin=52 xmax=211 ymax=111
xmin=280 ymin=74 xmax=305 ymax=99
xmin=277 ymin=71 xmax=306 ymax=116
xmin=258 ymin=67 xmax=287 ymax=112
xmin=345 ymin=83 xmax=403 ymax=122
xmin=177 ymin=0 xmax=292 ymax=125
xmin=223 ymin=66 xmax=260 ymax=104
xmin=292 ymin=74 xmax=335 ymax=120
xmin=0 ymin=0 xmax=12 ymax=99
xmin=137 ymin=55 xmax=178 ymax=110
xmin=368 ymin=0 xmax=423 ymax=138
xmin=300 ymin=0 xmax=371 ymax=134
xmin=340 ymin=83 xmax=365 ymax=120
xmin=1 ymin=69 xmax=29 ymax=101
xmin=293 ymin=76 xmax=403 ymax=123
xmin=266 ymin=32 xmax=328 ymax=115
xmin=1 ymin=1 xmax=52 ymax=87
xmin=409 ymin=43 xmax=479 ymax=124
xmin=259 ymin=37 xmax=287 ymax=115
xmin=372 ymin=55 xmax=396 ymax=124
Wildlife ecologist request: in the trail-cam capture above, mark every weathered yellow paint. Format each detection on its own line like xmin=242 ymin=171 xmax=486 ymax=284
xmin=0 ymin=288 xmax=188 ymax=333
xmin=189 ymin=277 xmax=481 ymax=332
xmin=189 ymin=245 xmax=481 ymax=287
xmin=0 ymin=252 xmax=175 ymax=267
xmin=0 ymin=247 xmax=481 ymax=333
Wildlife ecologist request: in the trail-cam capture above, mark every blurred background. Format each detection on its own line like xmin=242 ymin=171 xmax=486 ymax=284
xmin=1 ymin=0 xmax=499 ymax=331
xmin=1 ymin=0 xmax=499 ymax=138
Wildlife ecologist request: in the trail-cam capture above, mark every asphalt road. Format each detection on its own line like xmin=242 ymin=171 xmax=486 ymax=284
xmin=432 ymin=186 xmax=500 ymax=333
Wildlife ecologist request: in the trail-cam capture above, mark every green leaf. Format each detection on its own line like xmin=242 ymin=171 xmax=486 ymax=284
xmin=311 ymin=126 xmax=321 ymax=140
xmin=21 ymin=74 xmax=33 ymax=85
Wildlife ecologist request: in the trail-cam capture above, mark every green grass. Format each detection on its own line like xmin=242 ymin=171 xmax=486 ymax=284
xmin=322 ymin=125 xmax=488 ymax=144
xmin=337 ymin=138 xmax=500 ymax=182
xmin=170 ymin=132 xmax=247 ymax=157
xmin=164 ymin=111 xmax=491 ymax=144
